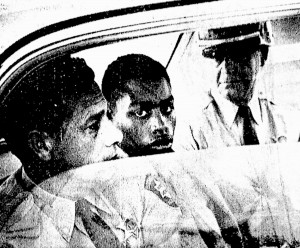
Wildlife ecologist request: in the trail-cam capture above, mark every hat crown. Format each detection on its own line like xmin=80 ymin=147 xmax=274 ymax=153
xmin=199 ymin=21 xmax=273 ymax=46
xmin=200 ymin=21 xmax=274 ymax=59
xmin=207 ymin=23 xmax=261 ymax=40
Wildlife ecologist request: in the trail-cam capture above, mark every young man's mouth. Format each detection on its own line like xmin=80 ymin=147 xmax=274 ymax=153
xmin=150 ymin=138 xmax=173 ymax=150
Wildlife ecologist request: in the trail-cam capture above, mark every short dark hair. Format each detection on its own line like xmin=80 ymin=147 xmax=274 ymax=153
xmin=102 ymin=54 xmax=170 ymax=103
xmin=1 ymin=56 xmax=99 ymax=160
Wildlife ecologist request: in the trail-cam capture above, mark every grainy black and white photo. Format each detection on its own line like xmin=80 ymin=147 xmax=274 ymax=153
xmin=1 ymin=0 xmax=300 ymax=247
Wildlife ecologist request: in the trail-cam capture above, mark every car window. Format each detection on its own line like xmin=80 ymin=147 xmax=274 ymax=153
xmin=1 ymin=1 xmax=300 ymax=163
xmin=72 ymin=15 xmax=300 ymax=149
xmin=73 ymin=33 xmax=179 ymax=85
xmin=1 ymin=2 xmax=300 ymax=247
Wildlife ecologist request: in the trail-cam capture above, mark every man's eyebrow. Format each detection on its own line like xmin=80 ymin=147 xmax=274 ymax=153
xmin=130 ymin=100 xmax=153 ymax=107
xmin=85 ymin=110 xmax=105 ymax=123
xmin=130 ymin=95 xmax=174 ymax=108
xmin=160 ymin=96 xmax=174 ymax=104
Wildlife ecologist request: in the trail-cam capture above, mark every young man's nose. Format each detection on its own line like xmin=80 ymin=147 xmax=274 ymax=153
xmin=150 ymin=110 xmax=169 ymax=136
xmin=153 ymin=126 xmax=169 ymax=137
xmin=103 ymin=118 xmax=123 ymax=146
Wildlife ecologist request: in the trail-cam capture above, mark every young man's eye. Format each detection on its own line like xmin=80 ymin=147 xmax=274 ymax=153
xmin=161 ymin=103 xmax=174 ymax=115
xmin=134 ymin=109 xmax=150 ymax=118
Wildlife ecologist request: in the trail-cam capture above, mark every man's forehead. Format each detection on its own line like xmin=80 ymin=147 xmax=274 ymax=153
xmin=72 ymin=93 xmax=106 ymax=119
xmin=77 ymin=91 xmax=104 ymax=106
xmin=129 ymin=96 xmax=174 ymax=109
xmin=125 ymin=78 xmax=172 ymax=104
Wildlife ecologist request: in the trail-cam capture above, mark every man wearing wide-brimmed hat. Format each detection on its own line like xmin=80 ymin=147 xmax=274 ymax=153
xmin=179 ymin=21 xmax=298 ymax=149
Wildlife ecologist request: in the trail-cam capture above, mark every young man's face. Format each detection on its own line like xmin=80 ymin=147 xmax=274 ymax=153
xmin=222 ymin=48 xmax=262 ymax=105
xmin=56 ymin=93 xmax=127 ymax=167
xmin=111 ymin=78 xmax=176 ymax=157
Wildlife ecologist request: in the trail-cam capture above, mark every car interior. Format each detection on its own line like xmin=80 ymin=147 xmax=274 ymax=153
xmin=1 ymin=1 xmax=300 ymax=246
xmin=0 ymin=0 xmax=300 ymax=176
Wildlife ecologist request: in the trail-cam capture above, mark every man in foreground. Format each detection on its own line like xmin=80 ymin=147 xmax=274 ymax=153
xmin=102 ymin=53 xmax=176 ymax=157
xmin=0 ymin=56 xmax=127 ymax=247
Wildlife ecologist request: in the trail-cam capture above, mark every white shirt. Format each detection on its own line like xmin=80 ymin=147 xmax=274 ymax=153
xmin=211 ymin=88 xmax=270 ymax=145
xmin=0 ymin=168 xmax=94 ymax=248
xmin=173 ymin=87 xmax=298 ymax=151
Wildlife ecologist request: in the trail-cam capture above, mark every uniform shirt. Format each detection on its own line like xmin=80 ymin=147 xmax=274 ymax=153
xmin=0 ymin=138 xmax=21 ymax=181
xmin=173 ymin=88 xmax=299 ymax=150
xmin=0 ymin=165 xmax=208 ymax=247
xmin=38 ymin=160 xmax=238 ymax=247
xmin=34 ymin=146 xmax=300 ymax=247
xmin=0 ymin=168 xmax=95 ymax=248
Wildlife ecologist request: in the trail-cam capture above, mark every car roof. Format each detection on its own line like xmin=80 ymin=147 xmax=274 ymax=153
xmin=1 ymin=0 xmax=300 ymax=102
xmin=0 ymin=0 xmax=185 ymax=54
xmin=2 ymin=0 xmax=299 ymax=58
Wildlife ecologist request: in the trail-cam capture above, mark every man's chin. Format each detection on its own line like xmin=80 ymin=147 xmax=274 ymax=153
xmin=103 ymin=147 xmax=128 ymax=162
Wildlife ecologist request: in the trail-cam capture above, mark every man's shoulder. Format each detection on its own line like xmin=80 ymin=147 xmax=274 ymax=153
xmin=0 ymin=191 xmax=44 ymax=247
xmin=258 ymin=96 xmax=300 ymax=142
xmin=202 ymin=92 xmax=216 ymax=110
xmin=0 ymin=170 xmax=36 ymax=232
xmin=192 ymin=93 xmax=222 ymax=127
xmin=186 ymin=93 xmax=216 ymax=125
xmin=258 ymin=96 xmax=275 ymax=106
xmin=258 ymin=96 xmax=297 ymax=115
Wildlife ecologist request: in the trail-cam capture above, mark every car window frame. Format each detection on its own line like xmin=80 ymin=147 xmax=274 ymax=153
xmin=1 ymin=0 xmax=300 ymax=104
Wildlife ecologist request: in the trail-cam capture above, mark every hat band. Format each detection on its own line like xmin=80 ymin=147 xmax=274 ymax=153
xmin=198 ymin=31 xmax=272 ymax=47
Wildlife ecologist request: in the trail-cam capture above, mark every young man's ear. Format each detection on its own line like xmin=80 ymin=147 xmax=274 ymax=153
xmin=28 ymin=131 xmax=54 ymax=161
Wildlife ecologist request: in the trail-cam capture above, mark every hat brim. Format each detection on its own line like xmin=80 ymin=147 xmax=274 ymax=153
xmin=202 ymin=36 xmax=268 ymax=59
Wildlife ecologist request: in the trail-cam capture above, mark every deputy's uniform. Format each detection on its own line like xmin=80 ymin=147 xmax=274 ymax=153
xmin=173 ymin=21 xmax=300 ymax=151
xmin=2 ymin=149 xmax=299 ymax=247
xmin=0 ymin=138 xmax=21 ymax=182
xmin=0 ymin=168 xmax=97 ymax=248
xmin=0 ymin=165 xmax=208 ymax=248
xmin=174 ymin=88 xmax=298 ymax=150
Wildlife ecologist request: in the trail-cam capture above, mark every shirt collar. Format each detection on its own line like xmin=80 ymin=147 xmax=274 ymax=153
xmin=21 ymin=168 xmax=77 ymax=242
xmin=247 ymin=90 xmax=261 ymax=125
xmin=210 ymin=87 xmax=239 ymax=127
xmin=211 ymin=87 xmax=261 ymax=127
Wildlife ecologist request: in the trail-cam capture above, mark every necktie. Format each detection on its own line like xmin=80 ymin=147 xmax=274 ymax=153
xmin=75 ymin=198 xmax=123 ymax=248
xmin=237 ymin=105 xmax=259 ymax=145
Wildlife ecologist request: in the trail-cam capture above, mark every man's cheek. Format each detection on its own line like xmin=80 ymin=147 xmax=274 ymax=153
xmin=129 ymin=121 xmax=151 ymax=144
xmin=166 ymin=115 xmax=176 ymax=135
xmin=80 ymin=138 xmax=106 ymax=165
xmin=171 ymin=113 xmax=176 ymax=128
xmin=130 ymin=122 xmax=143 ymax=138
xmin=90 ymin=143 xmax=105 ymax=163
xmin=69 ymin=133 xmax=96 ymax=162
xmin=115 ymin=115 xmax=133 ymax=131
